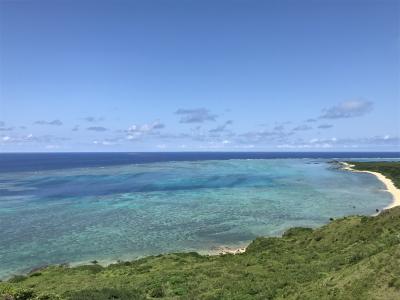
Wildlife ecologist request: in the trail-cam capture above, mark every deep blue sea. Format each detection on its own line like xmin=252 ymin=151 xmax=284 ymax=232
xmin=0 ymin=152 xmax=399 ymax=279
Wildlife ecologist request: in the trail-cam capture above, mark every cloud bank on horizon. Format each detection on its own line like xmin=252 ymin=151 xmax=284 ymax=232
xmin=0 ymin=0 xmax=399 ymax=152
xmin=1 ymin=99 xmax=398 ymax=151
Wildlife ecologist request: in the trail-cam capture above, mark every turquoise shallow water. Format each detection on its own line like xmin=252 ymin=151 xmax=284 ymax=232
xmin=0 ymin=158 xmax=394 ymax=279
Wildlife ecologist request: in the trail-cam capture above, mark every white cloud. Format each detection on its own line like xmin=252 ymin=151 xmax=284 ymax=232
xmin=0 ymin=134 xmax=69 ymax=145
xmin=83 ymin=116 xmax=104 ymax=123
xmin=277 ymin=143 xmax=332 ymax=149
xmin=175 ymin=108 xmax=217 ymax=123
xmin=292 ymin=124 xmax=312 ymax=131
xmin=317 ymin=124 xmax=333 ymax=129
xmin=321 ymin=99 xmax=373 ymax=119
xmin=34 ymin=119 xmax=63 ymax=126
xmin=277 ymin=135 xmax=399 ymax=150
xmin=209 ymin=120 xmax=233 ymax=133
xmin=125 ymin=121 xmax=165 ymax=140
xmin=45 ymin=145 xmax=60 ymax=149
xmin=87 ymin=126 xmax=108 ymax=132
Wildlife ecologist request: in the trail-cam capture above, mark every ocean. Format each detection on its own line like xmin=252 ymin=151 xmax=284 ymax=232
xmin=0 ymin=152 xmax=399 ymax=279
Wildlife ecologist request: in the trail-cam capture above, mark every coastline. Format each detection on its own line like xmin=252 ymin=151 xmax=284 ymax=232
xmin=207 ymin=245 xmax=247 ymax=255
xmin=214 ymin=161 xmax=400 ymax=256
xmin=340 ymin=162 xmax=400 ymax=210
xmin=3 ymin=160 xmax=399 ymax=280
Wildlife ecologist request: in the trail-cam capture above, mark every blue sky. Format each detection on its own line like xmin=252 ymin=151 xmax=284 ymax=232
xmin=0 ymin=0 xmax=399 ymax=152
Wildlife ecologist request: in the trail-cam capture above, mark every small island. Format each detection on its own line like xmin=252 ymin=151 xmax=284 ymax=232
xmin=1 ymin=161 xmax=400 ymax=299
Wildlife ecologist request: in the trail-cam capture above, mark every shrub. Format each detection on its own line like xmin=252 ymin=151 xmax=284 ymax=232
xmin=8 ymin=276 xmax=27 ymax=284
xmin=149 ymin=286 xmax=165 ymax=298
xmin=64 ymin=288 xmax=144 ymax=300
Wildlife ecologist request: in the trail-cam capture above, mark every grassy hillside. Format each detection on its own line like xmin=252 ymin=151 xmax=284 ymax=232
xmin=1 ymin=161 xmax=400 ymax=300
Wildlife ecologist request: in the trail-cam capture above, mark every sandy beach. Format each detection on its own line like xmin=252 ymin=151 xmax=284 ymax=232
xmin=200 ymin=245 xmax=247 ymax=256
xmin=340 ymin=162 xmax=400 ymax=210
xmin=209 ymin=245 xmax=247 ymax=255
xmin=211 ymin=161 xmax=400 ymax=256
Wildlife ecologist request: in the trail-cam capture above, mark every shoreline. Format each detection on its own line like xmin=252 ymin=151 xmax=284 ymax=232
xmin=206 ymin=245 xmax=247 ymax=255
xmin=0 ymin=245 xmax=249 ymax=280
xmin=339 ymin=162 xmax=400 ymax=210
xmin=3 ymin=161 xmax=399 ymax=280
xmin=213 ymin=161 xmax=400 ymax=256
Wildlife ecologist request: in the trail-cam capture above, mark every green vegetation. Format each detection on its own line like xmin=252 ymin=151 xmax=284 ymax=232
xmin=348 ymin=161 xmax=400 ymax=189
xmin=2 ymin=161 xmax=400 ymax=299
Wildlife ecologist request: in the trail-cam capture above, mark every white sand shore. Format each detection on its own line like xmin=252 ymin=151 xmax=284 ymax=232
xmin=211 ymin=162 xmax=400 ymax=256
xmin=207 ymin=245 xmax=247 ymax=255
xmin=340 ymin=162 xmax=400 ymax=210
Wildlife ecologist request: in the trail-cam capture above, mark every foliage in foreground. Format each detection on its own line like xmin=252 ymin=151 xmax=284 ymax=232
xmin=1 ymin=162 xmax=400 ymax=299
